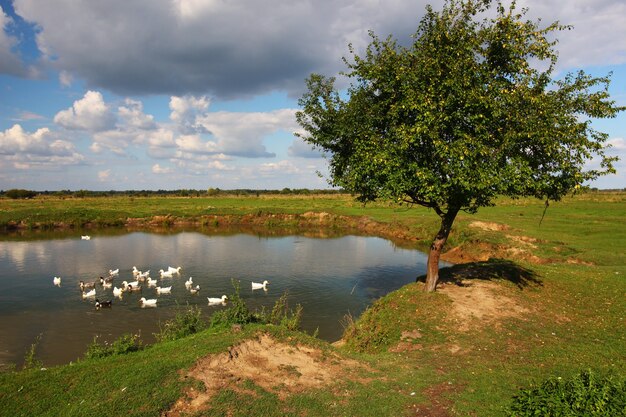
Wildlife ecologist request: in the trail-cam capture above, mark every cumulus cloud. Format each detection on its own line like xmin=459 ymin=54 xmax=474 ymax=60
xmin=0 ymin=6 xmax=29 ymax=77
xmin=11 ymin=0 xmax=431 ymax=98
xmin=152 ymin=164 xmax=173 ymax=174
xmin=119 ymin=99 xmax=157 ymax=130
xmin=0 ymin=124 xmax=84 ymax=167
xmin=288 ymin=138 xmax=324 ymax=158
xmin=169 ymin=96 xmax=210 ymax=134
xmin=607 ymin=138 xmax=626 ymax=151
xmin=54 ymin=90 xmax=116 ymax=132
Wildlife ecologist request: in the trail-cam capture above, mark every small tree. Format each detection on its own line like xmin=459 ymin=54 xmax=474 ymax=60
xmin=296 ymin=0 xmax=623 ymax=291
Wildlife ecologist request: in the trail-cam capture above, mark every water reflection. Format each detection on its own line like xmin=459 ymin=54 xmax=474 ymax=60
xmin=0 ymin=231 xmax=444 ymax=367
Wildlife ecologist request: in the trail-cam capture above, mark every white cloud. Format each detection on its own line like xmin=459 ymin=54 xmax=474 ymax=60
xmin=54 ymin=90 xmax=116 ymax=132
xmin=98 ymin=169 xmax=111 ymax=181
xmin=59 ymin=70 xmax=73 ymax=87
xmin=118 ymin=99 xmax=157 ymax=130
xmin=0 ymin=6 xmax=28 ymax=77
xmin=288 ymin=138 xmax=324 ymax=158
xmin=0 ymin=124 xmax=84 ymax=167
xmin=152 ymin=164 xmax=173 ymax=174
xmin=169 ymin=95 xmax=210 ymax=134
xmin=607 ymin=137 xmax=626 ymax=151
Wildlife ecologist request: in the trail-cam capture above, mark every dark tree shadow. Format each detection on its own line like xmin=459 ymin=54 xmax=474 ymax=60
xmin=416 ymin=258 xmax=543 ymax=289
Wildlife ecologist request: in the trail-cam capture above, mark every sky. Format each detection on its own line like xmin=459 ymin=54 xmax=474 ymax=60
xmin=0 ymin=0 xmax=625 ymax=191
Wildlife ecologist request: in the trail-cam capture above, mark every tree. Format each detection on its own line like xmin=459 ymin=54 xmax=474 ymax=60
xmin=296 ymin=0 xmax=623 ymax=292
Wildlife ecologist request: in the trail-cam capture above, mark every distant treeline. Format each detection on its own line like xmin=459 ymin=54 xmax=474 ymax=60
xmin=1 ymin=188 xmax=345 ymax=199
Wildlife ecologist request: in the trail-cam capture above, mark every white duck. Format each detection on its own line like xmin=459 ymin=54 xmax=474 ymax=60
xmin=156 ymin=286 xmax=172 ymax=294
xmin=137 ymin=270 xmax=150 ymax=280
xmin=189 ymin=285 xmax=200 ymax=294
xmin=53 ymin=276 xmax=61 ymax=286
xmin=79 ymin=280 xmax=96 ymax=291
xmin=82 ymin=288 xmax=96 ymax=298
xmin=121 ymin=280 xmax=139 ymax=290
xmin=81 ymin=235 xmax=91 ymax=240
xmin=109 ymin=268 xmax=120 ymax=276
xmin=207 ymin=295 xmax=228 ymax=305
xmin=251 ymin=280 xmax=269 ymax=290
xmin=140 ymin=297 xmax=157 ymax=306
xmin=167 ymin=266 xmax=182 ymax=274
xmin=146 ymin=277 xmax=158 ymax=287
xmin=132 ymin=266 xmax=139 ymax=276
xmin=185 ymin=277 xmax=193 ymax=288
xmin=159 ymin=269 xmax=174 ymax=278
xmin=113 ymin=286 xmax=123 ymax=297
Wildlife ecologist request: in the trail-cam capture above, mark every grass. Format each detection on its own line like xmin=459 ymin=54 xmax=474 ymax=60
xmin=0 ymin=191 xmax=624 ymax=415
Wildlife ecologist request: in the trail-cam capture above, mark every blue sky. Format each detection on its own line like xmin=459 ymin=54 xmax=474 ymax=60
xmin=1 ymin=0 xmax=625 ymax=191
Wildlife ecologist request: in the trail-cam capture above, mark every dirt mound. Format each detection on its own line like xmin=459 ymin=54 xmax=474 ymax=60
xmin=164 ymin=333 xmax=369 ymax=416
xmin=469 ymin=221 xmax=509 ymax=232
xmin=439 ymin=280 xmax=528 ymax=332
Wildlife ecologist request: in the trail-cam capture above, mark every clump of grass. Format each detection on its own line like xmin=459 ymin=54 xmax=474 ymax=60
xmin=23 ymin=334 xmax=43 ymax=370
xmin=155 ymin=305 xmax=207 ymax=342
xmin=507 ymin=369 xmax=626 ymax=416
xmin=84 ymin=333 xmax=143 ymax=359
xmin=210 ymin=279 xmax=258 ymax=327
xmin=267 ymin=291 xmax=303 ymax=331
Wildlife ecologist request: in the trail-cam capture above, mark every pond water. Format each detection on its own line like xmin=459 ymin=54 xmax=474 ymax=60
xmin=0 ymin=231 xmax=441 ymax=367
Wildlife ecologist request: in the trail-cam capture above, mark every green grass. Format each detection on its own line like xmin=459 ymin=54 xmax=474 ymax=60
xmin=0 ymin=191 xmax=624 ymax=415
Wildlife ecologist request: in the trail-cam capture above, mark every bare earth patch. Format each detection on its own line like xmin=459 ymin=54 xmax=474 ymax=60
xmin=439 ymin=280 xmax=528 ymax=332
xmin=469 ymin=221 xmax=509 ymax=232
xmin=164 ymin=333 xmax=370 ymax=416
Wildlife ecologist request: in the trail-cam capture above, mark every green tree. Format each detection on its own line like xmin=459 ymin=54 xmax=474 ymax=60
xmin=296 ymin=0 xmax=623 ymax=292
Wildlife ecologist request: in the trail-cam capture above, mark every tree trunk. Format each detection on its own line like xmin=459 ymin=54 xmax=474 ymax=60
xmin=423 ymin=207 xmax=460 ymax=292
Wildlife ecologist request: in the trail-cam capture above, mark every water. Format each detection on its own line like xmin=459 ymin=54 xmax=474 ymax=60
xmin=0 ymin=231 xmax=438 ymax=367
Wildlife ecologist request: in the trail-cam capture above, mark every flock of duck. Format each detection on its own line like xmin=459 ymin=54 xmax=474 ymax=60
xmin=53 ymin=256 xmax=270 ymax=310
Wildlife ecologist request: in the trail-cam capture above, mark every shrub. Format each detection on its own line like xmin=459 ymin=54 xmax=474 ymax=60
xmin=210 ymin=279 xmax=258 ymax=327
xmin=508 ymin=369 xmax=626 ymax=416
xmin=267 ymin=291 xmax=303 ymax=331
xmin=155 ymin=305 xmax=206 ymax=342
xmin=5 ymin=189 xmax=37 ymax=199
xmin=84 ymin=333 xmax=143 ymax=359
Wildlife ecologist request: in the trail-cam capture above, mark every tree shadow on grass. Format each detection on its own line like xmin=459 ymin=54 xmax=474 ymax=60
xmin=416 ymin=258 xmax=543 ymax=290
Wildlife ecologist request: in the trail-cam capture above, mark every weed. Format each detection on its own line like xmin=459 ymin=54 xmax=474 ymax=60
xmin=84 ymin=333 xmax=143 ymax=359
xmin=210 ymin=279 xmax=258 ymax=327
xmin=155 ymin=305 xmax=207 ymax=342
xmin=507 ymin=369 xmax=626 ymax=416
xmin=267 ymin=291 xmax=303 ymax=331
xmin=23 ymin=334 xmax=43 ymax=370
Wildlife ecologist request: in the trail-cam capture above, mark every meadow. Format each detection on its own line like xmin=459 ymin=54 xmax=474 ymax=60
xmin=0 ymin=191 xmax=624 ymax=416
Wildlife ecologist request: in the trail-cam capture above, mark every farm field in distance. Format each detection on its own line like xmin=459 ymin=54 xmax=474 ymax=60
xmin=0 ymin=191 xmax=624 ymax=416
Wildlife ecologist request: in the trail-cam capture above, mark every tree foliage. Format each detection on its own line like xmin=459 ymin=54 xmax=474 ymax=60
xmin=296 ymin=0 xmax=623 ymax=291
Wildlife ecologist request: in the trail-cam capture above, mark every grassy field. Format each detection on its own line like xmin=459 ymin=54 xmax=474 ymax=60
xmin=0 ymin=192 xmax=624 ymax=416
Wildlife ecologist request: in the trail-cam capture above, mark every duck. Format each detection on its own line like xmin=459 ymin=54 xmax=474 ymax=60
xmin=121 ymin=280 xmax=139 ymax=290
xmin=189 ymin=285 xmax=200 ymax=294
xmin=109 ymin=268 xmax=120 ymax=276
xmin=81 ymin=235 xmax=91 ymax=240
xmin=140 ymin=297 xmax=157 ymax=306
xmin=156 ymin=286 xmax=172 ymax=294
xmin=185 ymin=277 xmax=193 ymax=288
xmin=79 ymin=280 xmax=97 ymax=291
xmin=95 ymin=299 xmax=112 ymax=309
xmin=125 ymin=284 xmax=142 ymax=292
xmin=99 ymin=276 xmax=114 ymax=287
xmin=53 ymin=276 xmax=61 ymax=286
xmin=113 ymin=286 xmax=123 ymax=297
xmin=137 ymin=270 xmax=150 ymax=280
xmin=82 ymin=288 xmax=96 ymax=298
xmin=132 ymin=266 xmax=140 ymax=276
xmin=207 ymin=295 xmax=228 ymax=305
xmin=251 ymin=280 xmax=269 ymax=290
xmin=167 ymin=266 xmax=182 ymax=274
xmin=159 ymin=269 xmax=174 ymax=278
xmin=146 ymin=277 xmax=158 ymax=287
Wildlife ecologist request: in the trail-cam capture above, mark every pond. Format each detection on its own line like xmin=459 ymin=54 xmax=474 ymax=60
xmin=0 ymin=231 xmax=442 ymax=367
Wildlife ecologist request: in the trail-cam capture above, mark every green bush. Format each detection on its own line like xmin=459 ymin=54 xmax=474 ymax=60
xmin=508 ymin=369 xmax=626 ymax=416
xmin=84 ymin=333 xmax=143 ymax=359
xmin=5 ymin=189 xmax=37 ymax=199
xmin=210 ymin=279 xmax=258 ymax=327
xmin=155 ymin=305 xmax=206 ymax=342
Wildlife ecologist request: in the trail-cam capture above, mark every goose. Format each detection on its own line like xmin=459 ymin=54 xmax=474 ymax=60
xmin=79 ymin=280 xmax=97 ymax=291
xmin=207 ymin=295 xmax=228 ymax=305
xmin=140 ymin=297 xmax=157 ymax=306
xmin=146 ymin=277 xmax=158 ymax=287
xmin=159 ymin=269 xmax=174 ymax=278
xmin=81 ymin=235 xmax=91 ymax=240
xmin=53 ymin=276 xmax=61 ymax=286
xmin=156 ymin=286 xmax=172 ymax=294
xmin=95 ymin=299 xmax=112 ymax=309
xmin=189 ymin=285 xmax=200 ymax=294
xmin=167 ymin=266 xmax=182 ymax=274
xmin=82 ymin=288 xmax=96 ymax=298
xmin=185 ymin=277 xmax=193 ymax=288
xmin=113 ymin=286 xmax=123 ymax=297
xmin=251 ymin=280 xmax=269 ymax=290
xmin=109 ymin=268 xmax=119 ymax=276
